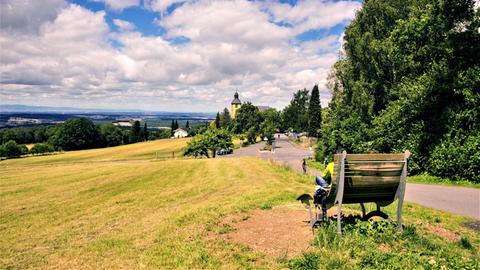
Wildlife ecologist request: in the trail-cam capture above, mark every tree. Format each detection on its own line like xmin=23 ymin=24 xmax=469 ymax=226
xmin=170 ymin=120 xmax=176 ymax=136
xmin=99 ymin=123 xmax=123 ymax=147
xmin=219 ymin=108 xmax=232 ymax=128
xmin=186 ymin=120 xmax=190 ymax=130
xmin=143 ymin=122 xmax=149 ymax=141
xmin=174 ymin=120 xmax=179 ymax=130
xmin=184 ymin=128 xmax=233 ymax=158
xmin=308 ymin=84 xmax=322 ymax=137
xmin=233 ymin=102 xmax=262 ymax=134
xmin=49 ymin=118 xmax=100 ymax=151
xmin=129 ymin=121 xmax=142 ymax=143
xmin=215 ymin=112 xmax=221 ymax=128
xmin=316 ymin=0 xmax=480 ymax=182
xmin=282 ymin=89 xmax=310 ymax=132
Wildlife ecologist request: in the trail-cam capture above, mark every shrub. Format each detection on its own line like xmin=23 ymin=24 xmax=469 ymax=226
xmin=428 ymin=131 xmax=480 ymax=183
xmin=30 ymin=143 xmax=55 ymax=155
xmin=0 ymin=140 xmax=28 ymax=158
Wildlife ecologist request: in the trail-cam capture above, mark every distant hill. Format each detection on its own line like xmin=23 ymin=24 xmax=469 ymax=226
xmin=0 ymin=104 xmax=140 ymax=113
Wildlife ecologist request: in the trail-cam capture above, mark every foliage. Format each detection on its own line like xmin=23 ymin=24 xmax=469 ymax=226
xmin=99 ymin=123 xmax=124 ymax=147
xmin=428 ymin=130 xmax=480 ymax=183
xmin=143 ymin=123 xmax=149 ymax=141
xmin=30 ymin=143 xmax=55 ymax=155
xmin=48 ymin=118 xmax=101 ymax=151
xmin=215 ymin=112 xmax=221 ymax=128
xmin=307 ymin=84 xmax=322 ymax=137
xmin=184 ymin=128 xmax=233 ymax=158
xmin=281 ymin=89 xmax=309 ymax=132
xmin=316 ymin=0 xmax=480 ymax=182
xmin=219 ymin=108 xmax=232 ymax=128
xmin=0 ymin=140 xmax=28 ymax=158
xmin=129 ymin=120 xmax=143 ymax=143
xmin=233 ymin=102 xmax=262 ymax=134
xmin=0 ymin=125 xmax=56 ymax=144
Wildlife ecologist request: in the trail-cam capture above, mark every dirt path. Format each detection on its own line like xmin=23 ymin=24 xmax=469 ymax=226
xmin=228 ymin=134 xmax=480 ymax=220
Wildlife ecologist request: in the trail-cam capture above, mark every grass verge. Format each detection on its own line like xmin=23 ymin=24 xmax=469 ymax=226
xmin=408 ymin=173 xmax=479 ymax=188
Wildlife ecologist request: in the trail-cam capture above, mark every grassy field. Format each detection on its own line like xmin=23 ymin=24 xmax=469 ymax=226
xmin=1 ymin=138 xmax=189 ymax=166
xmin=1 ymin=140 xmax=478 ymax=269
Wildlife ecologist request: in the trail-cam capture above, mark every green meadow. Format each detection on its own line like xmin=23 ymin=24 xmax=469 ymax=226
xmin=1 ymin=139 xmax=478 ymax=269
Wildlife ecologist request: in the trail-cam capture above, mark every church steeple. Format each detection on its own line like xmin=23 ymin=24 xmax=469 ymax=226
xmin=231 ymin=91 xmax=242 ymax=118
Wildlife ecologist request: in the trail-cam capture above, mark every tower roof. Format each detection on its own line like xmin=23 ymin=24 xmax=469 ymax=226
xmin=231 ymin=91 xmax=241 ymax=104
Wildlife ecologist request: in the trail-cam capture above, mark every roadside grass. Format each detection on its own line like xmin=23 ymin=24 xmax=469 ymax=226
xmin=0 ymin=138 xmax=189 ymax=166
xmin=288 ymin=202 xmax=479 ymax=270
xmin=305 ymin=159 xmax=325 ymax=172
xmin=408 ymin=173 xmax=480 ymax=188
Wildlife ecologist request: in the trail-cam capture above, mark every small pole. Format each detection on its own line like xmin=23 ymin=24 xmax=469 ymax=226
xmin=172 ymin=151 xmax=175 ymax=159
xmin=156 ymin=151 xmax=158 ymax=160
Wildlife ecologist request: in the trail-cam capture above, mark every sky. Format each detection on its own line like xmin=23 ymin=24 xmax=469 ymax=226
xmin=0 ymin=0 xmax=362 ymax=112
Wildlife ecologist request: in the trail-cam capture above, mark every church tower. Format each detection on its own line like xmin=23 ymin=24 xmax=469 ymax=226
xmin=231 ymin=91 xmax=242 ymax=118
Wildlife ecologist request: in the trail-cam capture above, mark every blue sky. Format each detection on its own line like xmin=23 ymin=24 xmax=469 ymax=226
xmin=0 ymin=0 xmax=362 ymax=112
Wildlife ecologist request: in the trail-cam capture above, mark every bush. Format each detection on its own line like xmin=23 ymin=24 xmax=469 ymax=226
xmin=428 ymin=131 xmax=480 ymax=183
xmin=30 ymin=143 xmax=55 ymax=155
xmin=0 ymin=140 xmax=28 ymax=158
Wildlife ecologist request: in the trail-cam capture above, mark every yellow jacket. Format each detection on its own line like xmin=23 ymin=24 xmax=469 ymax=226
xmin=322 ymin=162 xmax=334 ymax=182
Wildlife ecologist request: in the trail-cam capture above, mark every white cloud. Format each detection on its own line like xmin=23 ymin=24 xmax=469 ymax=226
xmin=0 ymin=0 xmax=358 ymax=111
xmin=113 ymin=19 xmax=136 ymax=31
xmin=0 ymin=0 xmax=66 ymax=33
xmin=91 ymin=0 xmax=140 ymax=10
xmin=146 ymin=0 xmax=189 ymax=14
xmin=266 ymin=0 xmax=361 ymax=34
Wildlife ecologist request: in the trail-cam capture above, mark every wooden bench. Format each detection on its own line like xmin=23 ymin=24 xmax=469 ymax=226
xmin=299 ymin=150 xmax=411 ymax=234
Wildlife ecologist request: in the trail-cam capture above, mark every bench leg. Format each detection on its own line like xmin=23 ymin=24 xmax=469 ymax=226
xmin=360 ymin=203 xmax=366 ymax=219
xmin=337 ymin=201 xmax=342 ymax=234
xmin=397 ymin=193 xmax=404 ymax=231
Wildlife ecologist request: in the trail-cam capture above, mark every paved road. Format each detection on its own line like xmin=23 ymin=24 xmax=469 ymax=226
xmin=228 ymin=134 xmax=480 ymax=220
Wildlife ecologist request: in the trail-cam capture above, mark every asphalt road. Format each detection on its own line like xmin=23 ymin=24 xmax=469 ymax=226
xmin=228 ymin=134 xmax=480 ymax=220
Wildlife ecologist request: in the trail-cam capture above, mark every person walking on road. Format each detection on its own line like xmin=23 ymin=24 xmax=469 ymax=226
xmin=302 ymin=159 xmax=307 ymax=174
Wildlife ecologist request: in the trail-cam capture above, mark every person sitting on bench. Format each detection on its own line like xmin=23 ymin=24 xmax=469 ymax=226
xmin=314 ymin=161 xmax=334 ymax=220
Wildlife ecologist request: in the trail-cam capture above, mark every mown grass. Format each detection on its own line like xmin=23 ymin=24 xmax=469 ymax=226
xmin=1 ymin=139 xmax=478 ymax=269
xmin=0 ymin=153 xmax=312 ymax=269
xmin=0 ymin=138 xmax=189 ymax=166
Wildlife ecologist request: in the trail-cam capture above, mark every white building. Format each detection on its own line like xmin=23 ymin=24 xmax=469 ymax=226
xmin=173 ymin=128 xmax=188 ymax=138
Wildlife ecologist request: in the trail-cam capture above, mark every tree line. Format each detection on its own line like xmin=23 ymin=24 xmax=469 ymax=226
xmin=0 ymin=118 xmax=173 ymax=158
xmin=316 ymin=0 xmax=479 ymax=182
xmin=183 ymin=85 xmax=323 ymax=158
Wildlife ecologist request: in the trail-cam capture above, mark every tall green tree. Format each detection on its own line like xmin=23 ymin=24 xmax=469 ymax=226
xmin=317 ymin=0 xmax=480 ymax=182
xmin=219 ymin=108 xmax=232 ymax=128
xmin=215 ymin=112 xmax=221 ymax=128
xmin=282 ymin=89 xmax=310 ymax=132
xmin=143 ymin=122 xmax=149 ymax=141
xmin=170 ymin=120 xmax=175 ymax=136
xmin=130 ymin=121 xmax=142 ymax=143
xmin=308 ymin=85 xmax=322 ymax=137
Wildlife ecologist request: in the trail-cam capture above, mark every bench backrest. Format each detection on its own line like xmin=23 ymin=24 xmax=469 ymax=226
xmin=326 ymin=152 xmax=409 ymax=206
